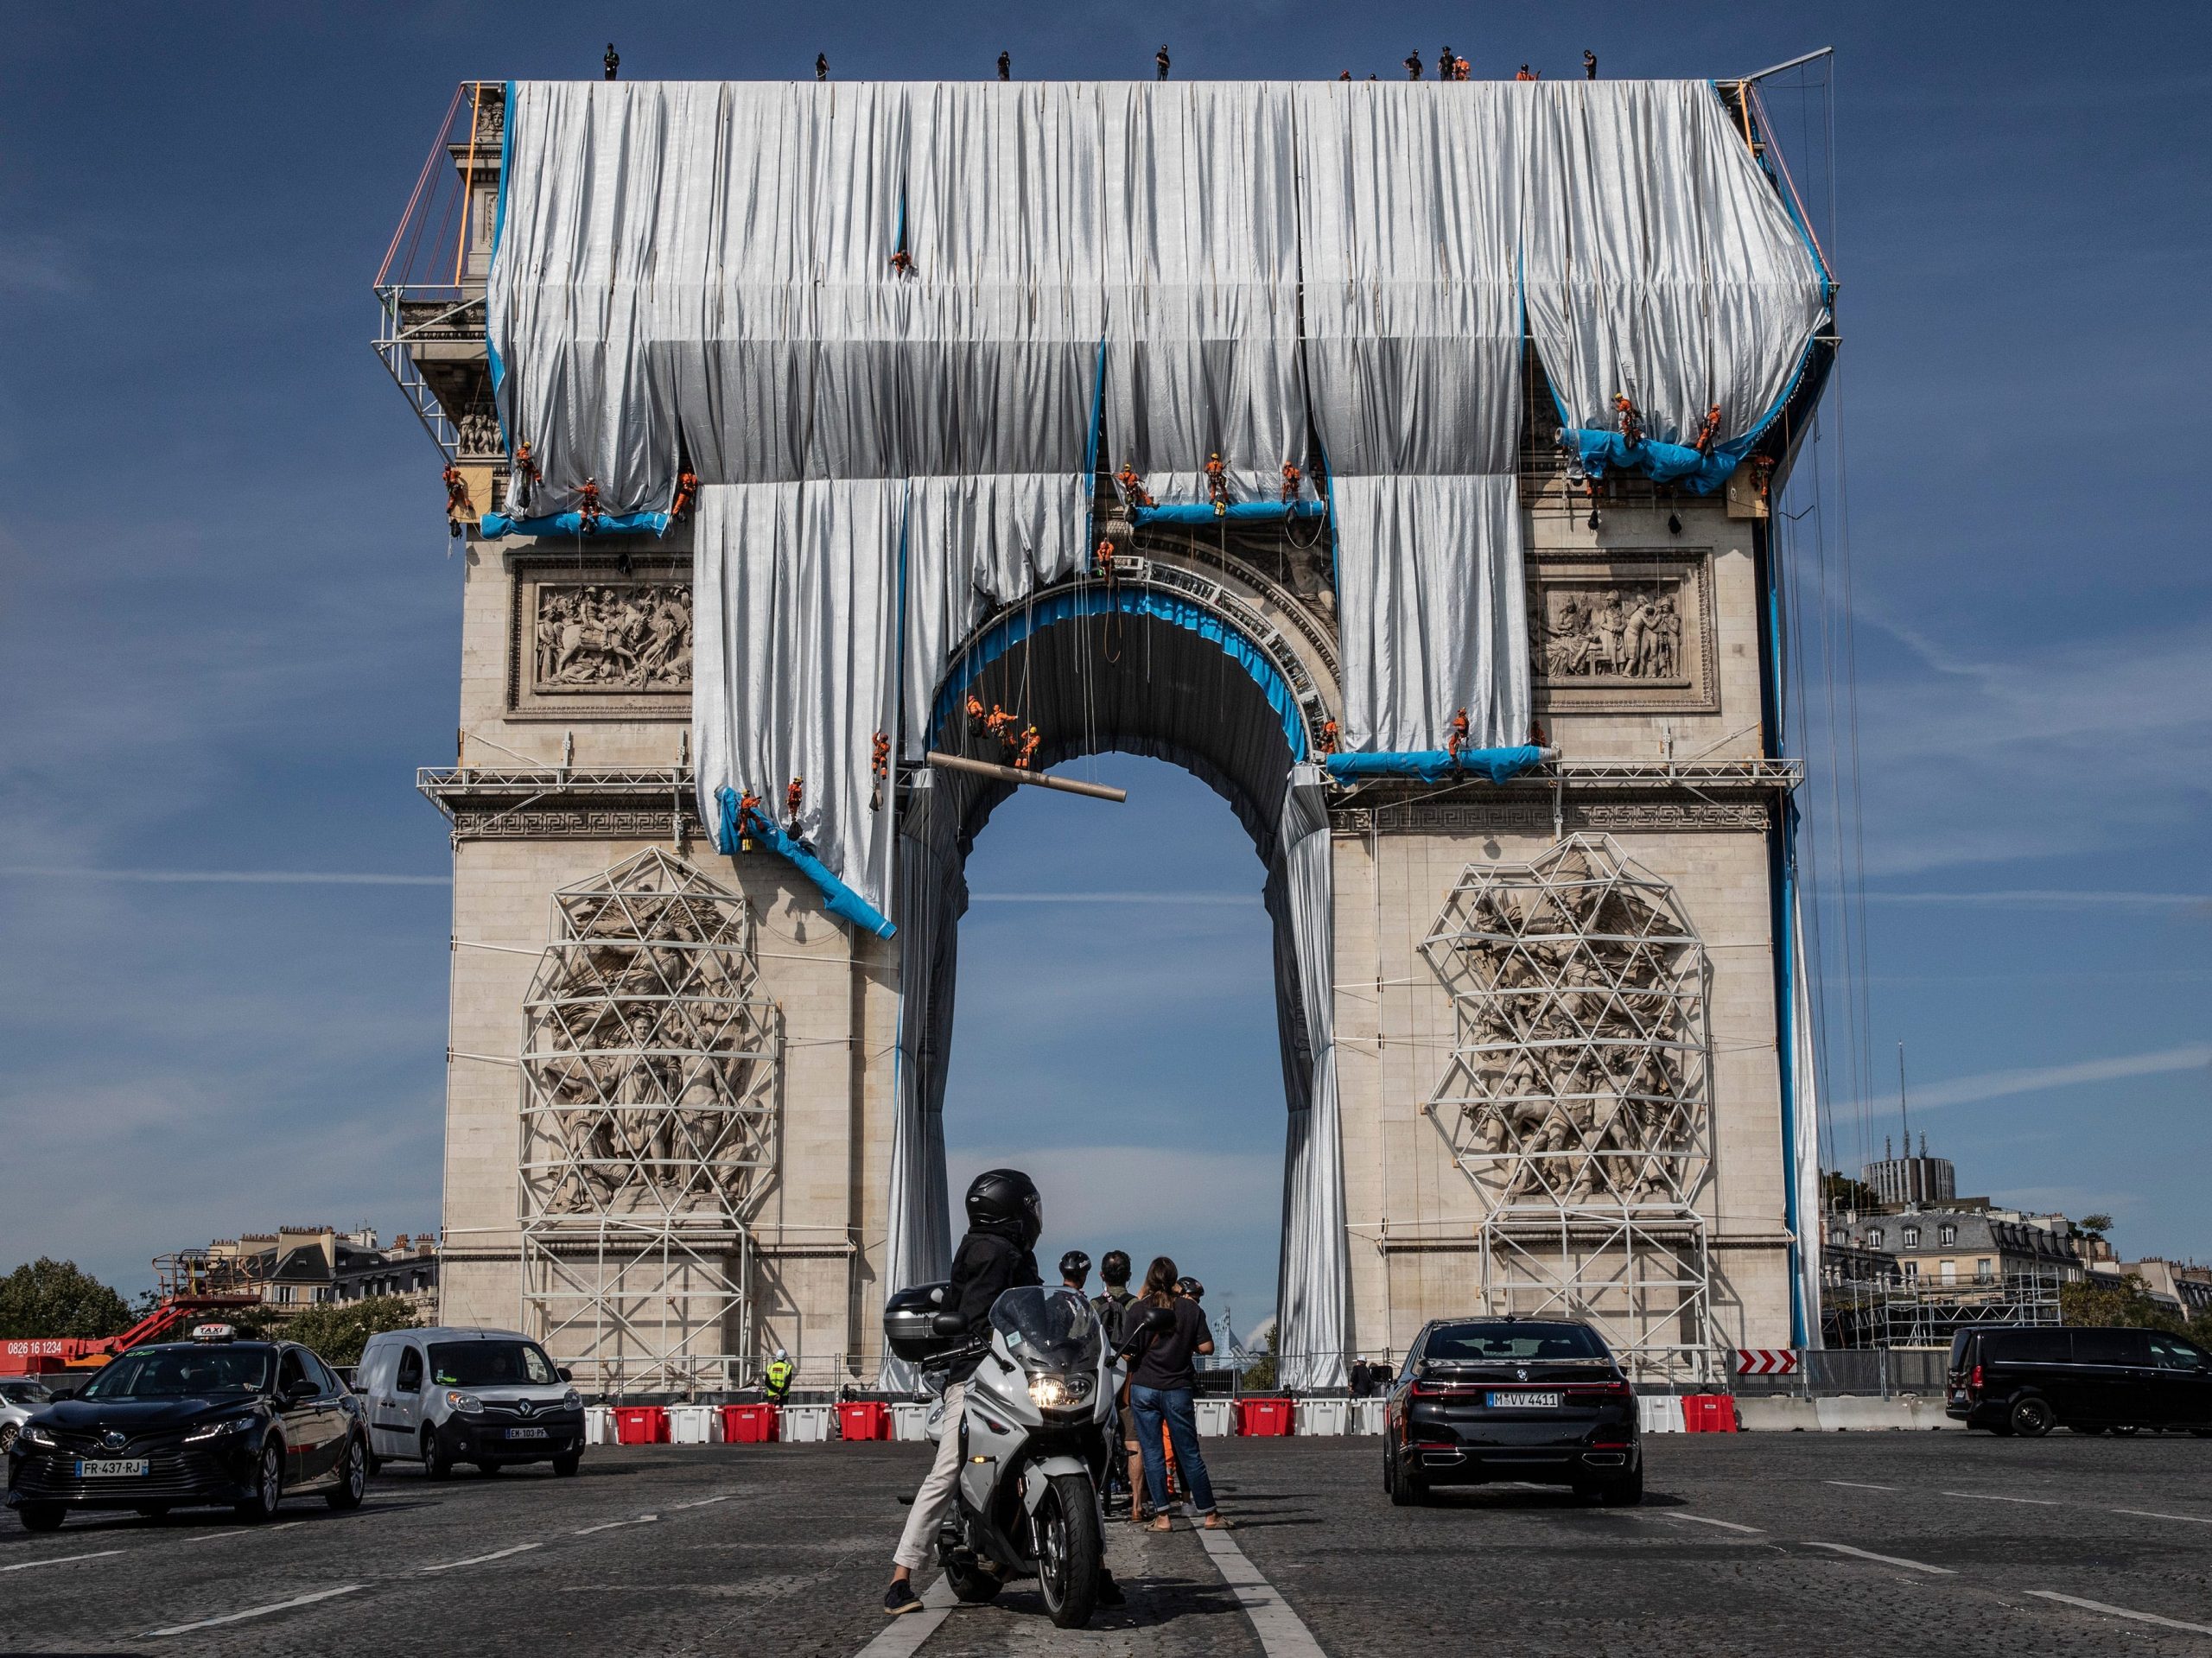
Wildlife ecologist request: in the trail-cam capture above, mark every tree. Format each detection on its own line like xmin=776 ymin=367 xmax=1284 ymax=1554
xmin=0 ymin=1259 xmax=134 ymax=1340
xmin=1241 ymin=1323 xmax=1280 ymax=1393
xmin=276 ymin=1296 xmax=423 ymax=1369
xmin=2076 ymin=1214 xmax=2114 ymax=1242
xmin=1821 ymin=1172 xmax=1878 ymax=1214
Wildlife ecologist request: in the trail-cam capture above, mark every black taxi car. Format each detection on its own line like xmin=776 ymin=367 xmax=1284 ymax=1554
xmin=1383 ymin=1316 xmax=1642 ymax=1506
xmin=5 ymin=1324 xmax=368 ymax=1531
xmin=1948 ymin=1324 xmax=2212 ymax=1436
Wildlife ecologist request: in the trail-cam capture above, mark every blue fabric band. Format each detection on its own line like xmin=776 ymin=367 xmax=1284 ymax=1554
xmin=1325 ymin=746 xmax=1548 ymax=784
xmin=713 ymin=787 xmax=897 ymax=941
xmin=479 ymin=510 xmax=672 ymax=540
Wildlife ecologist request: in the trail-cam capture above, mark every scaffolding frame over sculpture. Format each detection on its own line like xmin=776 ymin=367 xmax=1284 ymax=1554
xmin=517 ymin=849 xmax=782 ymax=1395
xmin=1422 ymin=835 xmax=1718 ymax=1384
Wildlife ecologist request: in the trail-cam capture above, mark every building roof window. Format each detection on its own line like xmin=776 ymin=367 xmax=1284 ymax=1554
xmin=1939 ymin=1224 xmax=1957 ymax=1246
xmin=1902 ymin=1227 xmax=1921 ymax=1248
xmin=1866 ymin=1229 xmax=1884 ymax=1248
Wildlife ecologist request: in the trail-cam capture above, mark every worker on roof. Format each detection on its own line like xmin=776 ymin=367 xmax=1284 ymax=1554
xmin=998 ymin=50 xmax=1010 ymax=80
xmin=1156 ymin=43 xmax=1171 ymax=80
xmin=816 ymin=53 xmax=829 ymax=82
xmin=1405 ymin=49 xmax=1422 ymax=79
xmin=1516 ymin=63 xmax=1539 ymax=81
xmin=1584 ymin=49 xmax=1599 ymax=79
xmin=1437 ymin=46 xmax=1454 ymax=81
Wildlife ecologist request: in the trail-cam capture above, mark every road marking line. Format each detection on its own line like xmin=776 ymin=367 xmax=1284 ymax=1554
xmin=2 ymin=1549 xmax=123 ymax=1572
xmin=148 ymin=1585 xmax=363 ymax=1636
xmin=1198 ymin=1525 xmax=1329 ymax=1658
xmin=177 ymin=1521 xmax=305 ymax=1546
xmin=849 ymin=1575 xmax=957 ymax=1658
xmin=421 ymin=1542 xmax=542 ymax=1572
xmin=1805 ymin=1540 xmax=1954 ymax=1575
xmin=1824 ymin=1480 xmax=1899 ymax=1492
xmin=1666 ymin=1513 xmax=1764 ymax=1534
xmin=1940 ymin=1490 xmax=2060 ymax=1506
xmin=2030 ymin=1591 xmax=2212 ymax=1636
xmin=574 ymin=1514 xmax=658 ymax=1535
xmin=2113 ymin=1509 xmax=2212 ymax=1526
xmin=672 ymin=1495 xmax=732 ymax=1509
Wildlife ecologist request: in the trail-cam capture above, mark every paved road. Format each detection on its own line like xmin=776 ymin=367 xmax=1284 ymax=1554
xmin=8 ymin=1432 xmax=2212 ymax=1655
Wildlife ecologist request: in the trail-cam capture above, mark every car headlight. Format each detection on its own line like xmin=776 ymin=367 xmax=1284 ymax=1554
xmin=563 ymin=1389 xmax=582 ymax=1412
xmin=21 ymin=1423 xmax=57 ymax=1449
xmin=185 ymin=1415 xmax=254 ymax=1444
xmin=446 ymin=1391 xmax=484 ymax=1415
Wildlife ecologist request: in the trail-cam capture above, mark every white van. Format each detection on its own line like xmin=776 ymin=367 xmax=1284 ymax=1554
xmin=355 ymin=1327 xmax=584 ymax=1477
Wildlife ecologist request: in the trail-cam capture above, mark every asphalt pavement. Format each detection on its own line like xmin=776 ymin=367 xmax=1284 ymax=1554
xmin=7 ymin=1430 xmax=2212 ymax=1655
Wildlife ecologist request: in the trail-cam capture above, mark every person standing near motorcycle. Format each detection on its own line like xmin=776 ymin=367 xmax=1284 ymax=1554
xmin=1090 ymin=1252 xmax=1143 ymax=1519
xmin=885 ymin=1170 xmax=1043 ymax=1616
xmin=1124 ymin=1255 xmax=1225 ymax=1531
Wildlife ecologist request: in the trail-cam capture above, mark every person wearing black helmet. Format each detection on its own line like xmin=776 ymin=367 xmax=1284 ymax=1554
xmin=1059 ymin=1249 xmax=1091 ymax=1293
xmin=886 ymin=1169 xmax=1041 ymax=1614
xmin=1090 ymin=1251 xmax=1140 ymax=1514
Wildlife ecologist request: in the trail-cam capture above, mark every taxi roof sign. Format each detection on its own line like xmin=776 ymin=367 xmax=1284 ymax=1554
xmin=190 ymin=1323 xmax=238 ymax=1343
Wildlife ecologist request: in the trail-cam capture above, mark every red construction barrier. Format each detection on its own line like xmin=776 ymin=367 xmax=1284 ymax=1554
xmin=838 ymin=1401 xmax=892 ymax=1441
xmin=613 ymin=1405 xmax=670 ymax=1445
xmin=1681 ymin=1394 xmax=1738 ymax=1433
xmin=721 ymin=1403 xmax=780 ymax=1444
xmin=1236 ymin=1397 xmax=1294 ymax=1437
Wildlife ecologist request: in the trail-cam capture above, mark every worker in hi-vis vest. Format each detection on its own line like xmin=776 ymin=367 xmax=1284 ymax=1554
xmin=764 ymin=1349 xmax=794 ymax=1402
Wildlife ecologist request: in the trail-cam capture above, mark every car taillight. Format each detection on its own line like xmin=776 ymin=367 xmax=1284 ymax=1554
xmin=1968 ymin=1364 xmax=1983 ymax=1395
xmin=1567 ymin=1381 xmax=1633 ymax=1400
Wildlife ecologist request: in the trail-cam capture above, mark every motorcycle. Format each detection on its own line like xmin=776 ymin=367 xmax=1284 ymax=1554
xmin=885 ymin=1283 xmax=1128 ymax=1628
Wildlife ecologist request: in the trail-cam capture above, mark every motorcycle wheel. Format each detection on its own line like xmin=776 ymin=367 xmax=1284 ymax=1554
xmin=942 ymin=1550 xmax=1002 ymax=1604
xmin=1036 ymin=1472 xmax=1103 ymax=1629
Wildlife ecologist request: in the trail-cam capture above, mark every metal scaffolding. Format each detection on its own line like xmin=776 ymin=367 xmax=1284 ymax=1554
xmin=517 ymin=849 xmax=781 ymax=1396
xmin=1422 ymin=835 xmax=1718 ymax=1384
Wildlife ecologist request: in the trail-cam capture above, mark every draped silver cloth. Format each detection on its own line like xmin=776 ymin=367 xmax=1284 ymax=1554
xmin=488 ymin=79 xmax=1824 ymax=1376
xmin=1520 ymin=80 xmax=1827 ymax=449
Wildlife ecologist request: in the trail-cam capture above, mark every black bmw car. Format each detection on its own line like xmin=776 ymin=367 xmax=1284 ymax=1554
xmin=5 ymin=1325 xmax=368 ymax=1531
xmin=1382 ymin=1317 xmax=1642 ymax=1506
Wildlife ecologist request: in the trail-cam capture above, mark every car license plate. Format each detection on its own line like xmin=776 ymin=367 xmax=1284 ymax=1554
xmin=75 ymin=1458 xmax=149 ymax=1477
xmin=1486 ymin=1392 xmax=1562 ymax=1409
xmin=504 ymin=1426 xmax=549 ymax=1440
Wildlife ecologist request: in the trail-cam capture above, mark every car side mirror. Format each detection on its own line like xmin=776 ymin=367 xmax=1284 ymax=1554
xmin=1144 ymin=1305 xmax=1175 ymax=1334
xmin=931 ymin=1309 xmax=969 ymax=1338
xmin=557 ymin=1367 xmax=574 ymax=1383
xmin=46 ymin=1386 xmax=74 ymax=1401
xmin=284 ymin=1379 xmax=317 ymax=1404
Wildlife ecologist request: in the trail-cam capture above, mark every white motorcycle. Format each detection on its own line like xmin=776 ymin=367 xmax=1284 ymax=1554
xmin=886 ymin=1283 xmax=1127 ymax=1628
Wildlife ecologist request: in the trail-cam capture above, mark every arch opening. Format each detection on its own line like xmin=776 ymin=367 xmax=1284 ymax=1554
xmin=883 ymin=573 xmax=1349 ymax=1388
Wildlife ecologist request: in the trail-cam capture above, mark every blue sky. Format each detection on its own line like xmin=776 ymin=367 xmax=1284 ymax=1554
xmin=1 ymin=4 xmax=2206 ymax=1320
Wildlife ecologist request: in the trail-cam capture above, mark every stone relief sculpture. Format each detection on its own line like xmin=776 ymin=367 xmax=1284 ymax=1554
xmin=1536 ymin=585 xmax=1684 ymax=681
xmin=534 ymin=584 xmax=693 ymax=692
xmin=518 ymin=850 xmax=779 ymax=1221
xmin=1421 ymin=835 xmax=1711 ymax=1213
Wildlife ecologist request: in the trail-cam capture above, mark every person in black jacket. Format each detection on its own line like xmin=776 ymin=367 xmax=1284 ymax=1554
xmin=1123 ymin=1255 xmax=1225 ymax=1531
xmin=884 ymin=1169 xmax=1042 ymax=1615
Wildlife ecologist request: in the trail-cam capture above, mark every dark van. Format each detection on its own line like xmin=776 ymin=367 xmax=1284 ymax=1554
xmin=1948 ymin=1325 xmax=2212 ymax=1437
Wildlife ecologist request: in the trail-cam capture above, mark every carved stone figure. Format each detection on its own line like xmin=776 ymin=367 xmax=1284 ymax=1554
xmin=1533 ymin=577 xmax=1689 ymax=681
xmin=1422 ymin=835 xmax=1711 ymax=1214
xmin=534 ymin=584 xmax=693 ymax=693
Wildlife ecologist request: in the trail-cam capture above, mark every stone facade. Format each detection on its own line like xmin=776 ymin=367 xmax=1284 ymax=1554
xmin=428 ymin=484 xmax=1802 ymax=1392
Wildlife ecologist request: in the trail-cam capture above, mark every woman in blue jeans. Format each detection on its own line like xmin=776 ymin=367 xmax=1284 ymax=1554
xmin=1124 ymin=1255 xmax=1227 ymax=1530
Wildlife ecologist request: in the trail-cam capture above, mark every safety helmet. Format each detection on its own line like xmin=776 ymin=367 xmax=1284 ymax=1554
xmin=965 ymin=1168 xmax=1042 ymax=1248
xmin=774 ymin=1347 xmax=789 ymax=1362
xmin=1100 ymin=1250 xmax=1132 ymax=1286
xmin=1058 ymin=1249 xmax=1090 ymax=1282
xmin=1176 ymin=1276 xmax=1205 ymax=1302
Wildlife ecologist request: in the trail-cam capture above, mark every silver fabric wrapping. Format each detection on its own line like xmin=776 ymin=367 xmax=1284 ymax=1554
xmin=1521 ymin=80 xmax=1828 ymax=448
xmin=1099 ymin=84 xmax=1310 ymax=506
xmin=1294 ymin=84 xmax=1528 ymax=751
xmin=1271 ymin=765 xmax=1349 ymax=1390
xmin=692 ymin=482 xmax=901 ymax=915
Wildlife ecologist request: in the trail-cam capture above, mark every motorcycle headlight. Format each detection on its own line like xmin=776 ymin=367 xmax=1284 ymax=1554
xmin=185 ymin=1414 xmax=254 ymax=1444
xmin=446 ymin=1391 xmax=484 ymax=1415
xmin=1027 ymin=1373 xmax=1094 ymax=1410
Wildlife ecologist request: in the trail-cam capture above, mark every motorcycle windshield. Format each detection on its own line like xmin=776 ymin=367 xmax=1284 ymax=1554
xmin=989 ymin=1286 xmax=1102 ymax=1370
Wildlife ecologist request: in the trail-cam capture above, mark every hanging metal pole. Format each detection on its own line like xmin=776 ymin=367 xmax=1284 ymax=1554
xmin=925 ymin=751 xmax=1128 ymax=802
xmin=1733 ymin=46 xmax=1834 ymax=86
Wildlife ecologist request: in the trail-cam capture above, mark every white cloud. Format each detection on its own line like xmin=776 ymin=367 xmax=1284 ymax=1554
xmin=0 ymin=867 xmax=448 ymax=886
xmin=1842 ymin=1044 xmax=2212 ymax=1117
